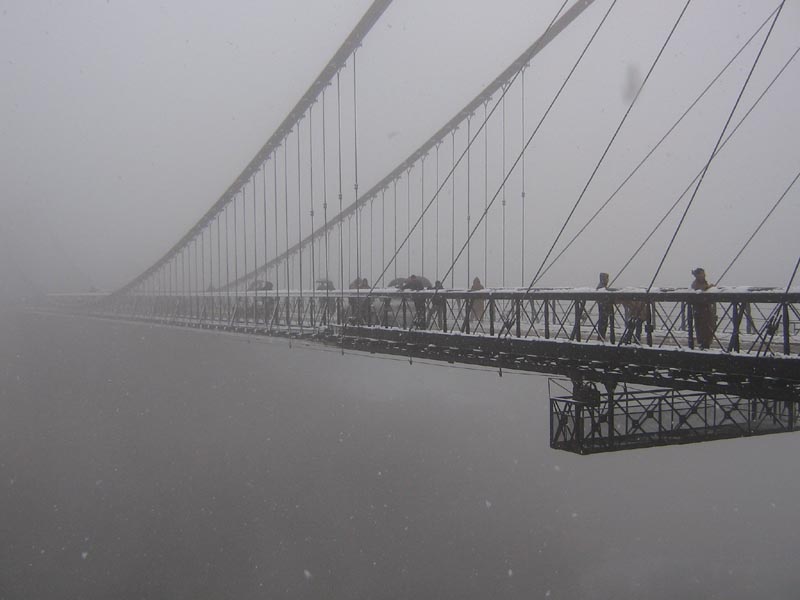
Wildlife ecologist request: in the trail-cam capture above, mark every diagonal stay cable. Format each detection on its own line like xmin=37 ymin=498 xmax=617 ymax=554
xmin=611 ymin=42 xmax=800 ymax=286
xmin=527 ymin=0 xmax=693 ymax=292
xmin=535 ymin=3 xmax=781 ymax=283
xmin=364 ymin=0 xmax=571 ymax=300
xmin=646 ymin=0 xmax=786 ymax=292
xmin=437 ymin=0 xmax=619 ymax=296
xmin=756 ymin=254 xmax=800 ymax=356
xmin=616 ymin=42 xmax=798 ymax=286
xmin=717 ymin=167 xmax=800 ymax=285
xmin=785 ymin=256 xmax=800 ymax=293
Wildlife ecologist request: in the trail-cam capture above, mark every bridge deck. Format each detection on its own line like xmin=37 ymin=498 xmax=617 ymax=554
xmin=59 ymin=286 xmax=800 ymax=404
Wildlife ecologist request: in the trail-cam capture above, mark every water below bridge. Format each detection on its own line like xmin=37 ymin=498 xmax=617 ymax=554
xmin=1 ymin=309 xmax=798 ymax=598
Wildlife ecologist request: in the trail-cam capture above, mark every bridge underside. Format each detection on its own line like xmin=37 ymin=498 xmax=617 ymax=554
xmin=331 ymin=325 xmax=799 ymax=403
xmin=51 ymin=287 xmax=800 ymax=454
xmin=549 ymin=383 xmax=798 ymax=455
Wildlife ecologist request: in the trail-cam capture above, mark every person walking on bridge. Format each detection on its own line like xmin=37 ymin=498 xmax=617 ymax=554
xmin=402 ymin=274 xmax=427 ymax=327
xmin=348 ymin=277 xmax=370 ymax=324
xmin=430 ymin=280 xmax=446 ymax=330
xmin=690 ymin=267 xmax=716 ymax=350
xmin=596 ymin=272 xmax=613 ymax=341
xmin=470 ymin=276 xmax=485 ymax=327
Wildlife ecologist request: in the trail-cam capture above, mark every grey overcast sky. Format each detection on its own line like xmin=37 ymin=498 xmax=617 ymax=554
xmin=1 ymin=1 xmax=798 ymax=296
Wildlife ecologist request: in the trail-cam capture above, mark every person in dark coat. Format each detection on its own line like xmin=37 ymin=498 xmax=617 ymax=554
xmin=621 ymin=299 xmax=649 ymax=344
xmin=690 ymin=267 xmax=716 ymax=349
xmin=430 ymin=280 xmax=446 ymax=330
xmin=358 ymin=278 xmax=372 ymax=323
xmin=260 ymin=280 xmax=275 ymax=324
xmin=347 ymin=277 xmax=369 ymax=323
xmin=401 ymin=274 xmax=424 ymax=291
xmin=402 ymin=275 xmax=426 ymax=327
xmin=469 ymin=276 xmax=485 ymax=325
xmin=596 ymin=272 xmax=613 ymax=341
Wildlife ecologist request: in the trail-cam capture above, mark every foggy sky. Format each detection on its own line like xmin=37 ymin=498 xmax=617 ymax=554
xmin=1 ymin=0 xmax=798 ymax=296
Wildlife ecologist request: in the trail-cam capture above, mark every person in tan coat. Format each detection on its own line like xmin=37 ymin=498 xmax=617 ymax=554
xmin=470 ymin=276 xmax=485 ymax=324
xmin=690 ymin=267 xmax=716 ymax=349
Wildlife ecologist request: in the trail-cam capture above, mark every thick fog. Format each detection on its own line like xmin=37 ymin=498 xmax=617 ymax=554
xmin=4 ymin=312 xmax=800 ymax=599
xmin=2 ymin=1 xmax=798 ymax=297
xmin=1 ymin=2 xmax=800 ymax=598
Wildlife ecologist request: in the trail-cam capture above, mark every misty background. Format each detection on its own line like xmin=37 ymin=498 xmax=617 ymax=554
xmin=2 ymin=0 xmax=798 ymax=299
xmin=2 ymin=1 xmax=800 ymax=598
xmin=3 ymin=311 xmax=799 ymax=598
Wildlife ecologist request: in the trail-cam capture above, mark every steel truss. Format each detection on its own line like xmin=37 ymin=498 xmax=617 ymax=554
xmin=47 ymin=285 xmax=800 ymax=453
xmin=549 ymin=378 xmax=798 ymax=454
xmin=64 ymin=286 xmax=800 ymax=402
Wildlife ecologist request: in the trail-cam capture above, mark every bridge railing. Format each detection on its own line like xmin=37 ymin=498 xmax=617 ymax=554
xmin=548 ymin=378 xmax=798 ymax=454
xmin=89 ymin=286 xmax=800 ymax=356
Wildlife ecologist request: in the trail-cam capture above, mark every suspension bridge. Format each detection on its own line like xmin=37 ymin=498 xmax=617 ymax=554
xmin=47 ymin=0 xmax=800 ymax=454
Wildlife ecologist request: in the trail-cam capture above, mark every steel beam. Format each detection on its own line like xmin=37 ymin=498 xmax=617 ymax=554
xmin=550 ymin=381 xmax=799 ymax=454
